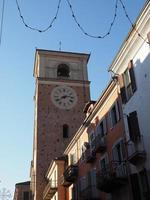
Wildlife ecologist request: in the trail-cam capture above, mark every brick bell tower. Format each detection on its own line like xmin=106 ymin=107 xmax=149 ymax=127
xmin=30 ymin=49 xmax=91 ymax=200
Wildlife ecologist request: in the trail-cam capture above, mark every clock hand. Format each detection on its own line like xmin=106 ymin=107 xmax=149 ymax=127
xmin=61 ymin=95 xmax=67 ymax=99
xmin=60 ymin=95 xmax=74 ymax=99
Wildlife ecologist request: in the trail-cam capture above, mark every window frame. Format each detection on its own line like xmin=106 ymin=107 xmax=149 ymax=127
xmin=112 ymin=139 xmax=125 ymax=164
xmin=96 ymin=117 xmax=107 ymax=137
xmin=109 ymin=101 xmax=120 ymax=128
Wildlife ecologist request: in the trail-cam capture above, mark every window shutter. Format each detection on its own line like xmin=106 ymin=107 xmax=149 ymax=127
xmin=120 ymin=87 xmax=127 ymax=104
xmin=128 ymin=60 xmax=137 ymax=93
xmin=109 ymin=111 xmax=112 ymax=128
xmin=105 ymin=153 xmax=109 ymax=165
xmin=103 ymin=117 xmax=107 ymax=135
xmin=118 ymin=74 xmax=127 ymax=104
xmin=112 ymin=146 xmax=118 ymax=162
xmin=127 ymin=111 xmax=141 ymax=141
xmin=120 ymin=140 xmax=126 ymax=160
xmin=115 ymin=101 xmax=120 ymax=121
xmin=147 ymin=31 xmax=150 ymax=44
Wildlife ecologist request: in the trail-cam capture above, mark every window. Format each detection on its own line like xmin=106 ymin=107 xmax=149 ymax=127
xmin=127 ymin=111 xmax=141 ymax=142
xmin=109 ymin=101 xmax=120 ymax=128
xmin=57 ymin=64 xmax=70 ymax=77
xmin=100 ymin=153 xmax=109 ymax=172
xmin=89 ymin=132 xmax=95 ymax=151
xmin=63 ymin=124 xmax=69 ymax=138
xmin=97 ymin=118 xmax=107 ymax=137
xmin=81 ymin=142 xmax=88 ymax=161
xmin=23 ymin=192 xmax=29 ymax=200
xmin=124 ymin=68 xmax=133 ymax=99
xmin=120 ymin=60 xmax=137 ymax=103
xmin=112 ymin=140 xmax=125 ymax=164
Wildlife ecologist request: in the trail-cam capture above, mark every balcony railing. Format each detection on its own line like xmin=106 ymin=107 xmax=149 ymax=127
xmin=61 ymin=165 xmax=78 ymax=187
xmin=94 ymin=135 xmax=106 ymax=153
xmin=43 ymin=180 xmax=57 ymax=200
xmin=96 ymin=162 xmax=128 ymax=193
xmin=127 ymin=135 xmax=146 ymax=165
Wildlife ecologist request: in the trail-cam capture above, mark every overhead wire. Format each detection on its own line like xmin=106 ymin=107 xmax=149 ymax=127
xmin=65 ymin=0 xmax=119 ymax=39
xmin=119 ymin=0 xmax=150 ymax=45
xmin=15 ymin=0 xmax=62 ymax=32
xmin=0 ymin=0 xmax=5 ymax=46
xmin=14 ymin=0 xmax=150 ymax=45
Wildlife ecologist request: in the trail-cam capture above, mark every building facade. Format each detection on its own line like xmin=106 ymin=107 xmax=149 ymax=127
xmin=43 ymin=156 xmax=67 ymax=200
xmin=61 ymin=81 xmax=128 ymax=200
xmin=109 ymin=1 xmax=150 ymax=199
xmin=30 ymin=50 xmax=91 ymax=200
xmin=14 ymin=181 xmax=30 ymax=200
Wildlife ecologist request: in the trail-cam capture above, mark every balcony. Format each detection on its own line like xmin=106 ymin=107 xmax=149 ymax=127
xmin=43 ymin=180 xmax=57 ymax=200
xmin=127 ymin=136 xmax=146 ymax=165
xmin=96 ymin=162 xmax=128 ymax=193
xmin=84 ymin=148 xmax=96 ymax=163
xmin=94 ymin=135 xmax=106 ymax=153
xmin=61 ymin=165 xmax=78 ymax=187
xmin=79 ymin=171 xmax=100 ymax=200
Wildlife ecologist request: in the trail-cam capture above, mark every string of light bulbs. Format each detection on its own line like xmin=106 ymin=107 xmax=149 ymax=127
xmin=15 ymin=0 xmax=62 ymax=32
xmin=15 ymin=0 xmax=150 ymax=45
xmin=65 ymin=0 xmax=119 ymax=39
xmin=0 ymin=0 xmax=5 ymax=45
xmin=119 ymin=0 xmax=150 ymax=45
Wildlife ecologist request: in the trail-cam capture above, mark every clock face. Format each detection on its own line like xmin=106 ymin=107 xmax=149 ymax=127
xmin=51 ymin=85 xmax=77 ymax=110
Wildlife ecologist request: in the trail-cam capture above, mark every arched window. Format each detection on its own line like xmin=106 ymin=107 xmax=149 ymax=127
xmin=63 ymin=124 xmax=69 ymax=138
xmin=57 ymin=64 xmax=70 ymax=77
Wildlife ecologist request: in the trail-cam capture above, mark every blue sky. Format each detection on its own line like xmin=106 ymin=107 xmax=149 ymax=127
xmin=0 ymin=0 xmax=145 ymax=198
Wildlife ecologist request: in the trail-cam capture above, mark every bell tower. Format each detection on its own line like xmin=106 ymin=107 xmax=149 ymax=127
xmin=31 ymin=49 xmax=91 ymax=200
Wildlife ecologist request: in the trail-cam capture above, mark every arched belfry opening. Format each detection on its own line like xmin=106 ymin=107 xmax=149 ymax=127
xmin=57 ymin=64 xmax=70 ymax=77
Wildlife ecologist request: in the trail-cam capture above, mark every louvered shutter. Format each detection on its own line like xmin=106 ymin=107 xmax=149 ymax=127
xmin=115 ymin=101 xmax=120 ymax=121
xmin=109 ymin=111 xmax=112 ymax=128
xmin=127 ymin=111 xmax=141 ymax=141
xmin=118 ymin=74 xmax=127 ymax=104
xmin=103 ymin=117 xmax=107 ymax=135
xmin=128 ymin=60 xmax=137 ymax=93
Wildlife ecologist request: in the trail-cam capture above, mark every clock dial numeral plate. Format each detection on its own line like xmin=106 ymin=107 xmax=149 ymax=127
xmin=51 ymin=86 xmax=77 ymax=109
